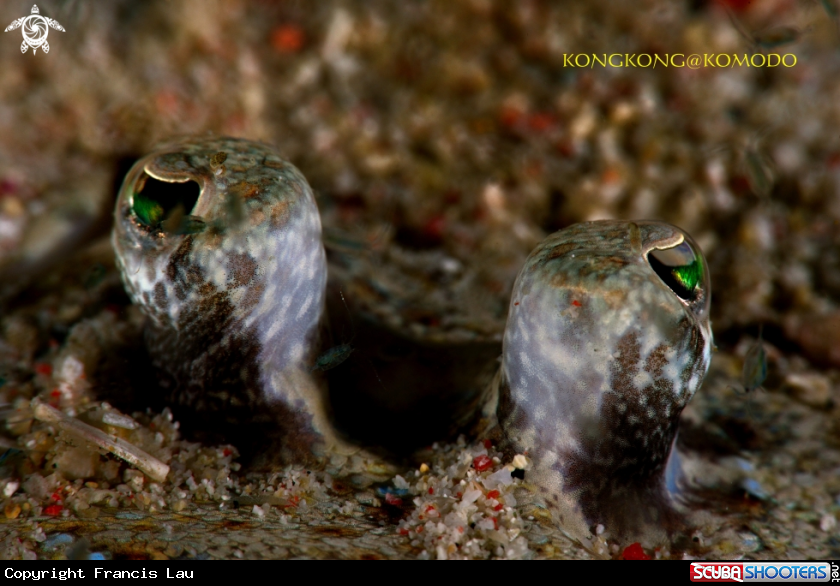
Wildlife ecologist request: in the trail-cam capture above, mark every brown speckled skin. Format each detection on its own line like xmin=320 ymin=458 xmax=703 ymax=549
xmin=112 ymin=137 xmax=341 ymax=465
xmin=495 ymin=221 xmax=712 ymax=543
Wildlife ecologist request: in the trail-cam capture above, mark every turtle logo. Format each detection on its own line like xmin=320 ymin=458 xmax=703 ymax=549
xmin=4 ymin=5 xmax=65 ymax=55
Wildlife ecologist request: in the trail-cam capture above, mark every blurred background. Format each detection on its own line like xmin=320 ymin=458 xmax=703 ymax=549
xmin=1 ymin=0 xmax=840 ymax=350
xmin=0 ymin=0 xmax=839 ymax=559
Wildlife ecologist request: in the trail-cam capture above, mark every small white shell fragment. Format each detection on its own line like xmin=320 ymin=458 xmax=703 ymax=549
xmin=462 ymin=488 xmax=482 ymax=504
xmin=3 ymin=481 xmax=19 ymax=498
xmin=58 ymin=355 xmax=83 ymax=380
xmin=512 ymin=454 xmax=528 ymax=469
xmin=482 ymin=467 xmax=513 ymax=490
xmin=102 ymin=411 xmax=140 ymax=430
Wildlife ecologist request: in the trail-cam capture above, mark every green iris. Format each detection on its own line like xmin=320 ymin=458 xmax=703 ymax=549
xmin=132 ymin=191 xmax=165 ymax=227
xmin=671 ymin=256 xmax=703 ymax=293
xmin=648 ymin=241 xmax=704 ymax=301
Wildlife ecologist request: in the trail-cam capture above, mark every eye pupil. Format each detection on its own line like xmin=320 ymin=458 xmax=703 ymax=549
xmin=648 ymin=241 xmax=703 ymax=301
xmin=132 ymin=191 xmax=165 ymax=226
xmin=131 ymin=173 xmax=200 ymax=229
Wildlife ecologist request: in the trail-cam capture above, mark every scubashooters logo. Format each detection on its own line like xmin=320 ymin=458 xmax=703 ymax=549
xmin=4 ymin=5 xmax=65 ymax=54
xmin=691 ymin=562 xmax=834 ymax=582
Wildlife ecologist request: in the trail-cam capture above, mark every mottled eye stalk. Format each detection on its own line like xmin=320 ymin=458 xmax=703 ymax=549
xmin=647 ymin=240 xmax=704 ymax=301
xmin=112 ymin=136 xmax=364 ymax=469
xmin=494 ymin=220 xmax=714 ymax=544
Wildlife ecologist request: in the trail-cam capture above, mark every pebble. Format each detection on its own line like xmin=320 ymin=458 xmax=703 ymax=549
xmin=42 ymin=533 xmax=73 ymax=551
xmin=784 ymin=372 xmax=832 ymax=409
xmin=784 ymin=313 xmax=840 ymax=368
xmin=819 ymin=514 xmax=836 ymax=533
xmin=1 ymin=0 xmax=839 ymax=562
xmin=4 ymin=502 xmax=21 ymax=519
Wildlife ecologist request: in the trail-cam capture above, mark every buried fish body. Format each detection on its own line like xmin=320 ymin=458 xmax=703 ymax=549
xmin=491 ymin=220 xmax=712 ymax=543
xmin=113 ymin=137 xmax=712 ymax=542
xmin=112 ymin=136 xmax=345 ymax=465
